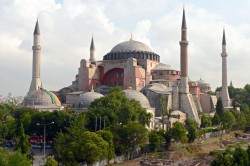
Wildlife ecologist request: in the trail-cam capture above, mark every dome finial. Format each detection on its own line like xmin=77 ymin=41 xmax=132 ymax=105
xmin=127 ymin=79 xmax=132 ymax=89
xmin=130 ymin=32 xmax=133 ymax=41
xmin=90 ymin=84 xmax=94 ymax=92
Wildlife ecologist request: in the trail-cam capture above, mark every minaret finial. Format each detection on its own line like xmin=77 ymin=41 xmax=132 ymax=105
xmin=90 ymin=35 xmax=95 ymax=50
xmin=181 ymin=8 xmax=187 ymax=29
xmin=34 ymin=19 xmax=40 ymax=35
xmin=222 ymin=28 xmax=226 ymax=45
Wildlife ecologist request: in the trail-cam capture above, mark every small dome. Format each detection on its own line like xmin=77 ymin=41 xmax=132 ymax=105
xmin=77 ymin=91 xmax=104 ymax=108
xmin=123 ymin=89 xmax=151 ymax=108
xmin=23 ymin=88 xmax=61 ymax=107
xmin=110 ymin=40 xmax=152 ymax=52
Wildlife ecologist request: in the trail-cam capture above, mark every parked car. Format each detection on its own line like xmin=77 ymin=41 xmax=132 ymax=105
xmin=3 ymin=140 xmax=14 ymax=147
xmin=31 ymin=144 xmax=42 ymax=148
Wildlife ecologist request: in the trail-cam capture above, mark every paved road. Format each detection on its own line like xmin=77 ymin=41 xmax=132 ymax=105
xmin=30 ymin=148 xmax=52 ymax=166
xmin=5 ymin=147 xmax=52 ymax=166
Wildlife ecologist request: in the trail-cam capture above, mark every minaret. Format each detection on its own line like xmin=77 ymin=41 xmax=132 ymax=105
xmin=221 ymin=29 xmax=230 ymax=107
xmin=29 ymin=20 xmax=42 ymax=94
xmin=179 ymin=8 xmax=189 ymax=93
xmin=89 ymin=36 xmax=96 ymax=62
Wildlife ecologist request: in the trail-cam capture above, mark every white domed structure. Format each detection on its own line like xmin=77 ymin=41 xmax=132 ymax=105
xmin=123 ymin=88 xmax=155 ymax=130
xmin=111 ymin=40 xmax=152 ymax=52
xmin=123 ymin=89 xmax=151 ymax=109
xmin=103 ymin=39 xmax=160 ymax=61
xmin=74 ymin=90 xmax=104 ymax=112
xmin=22 ymin=88 xmax=63 ymax=111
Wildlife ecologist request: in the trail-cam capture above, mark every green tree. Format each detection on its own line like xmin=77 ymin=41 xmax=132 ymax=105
xmin=0 ymin=147 xmax=31 ymax=166
xmin=216 ymin=98 xmax=224 ymax=118
xmin=187 ymin=124 xmax=197 ymax=142
xmin=200 ymin=113 xmax=212 ymax=128
xmin=96 ymin=130 xmax=115 ymax=159
xmin=171 ymin=122 xmax=187 ymax=143
xmin=87 ymin=87 xmax=151 ymax=130
xmin=108 ymin=122 xmax=148 ymax=158
xmin=164 ymin=129 xmax=172 ymax=149
xmin=212 ymin=113 xmax=221 ymax=126
xmin=148 ymin=130 xmax=165 ymax=152
xmin=211 ymin=149 xmax=234 ymax=166
xmin=233 ymin=146 xmax=249 ymax=166
xmin=15 ymin=121 xmax=31 ymax=154
xmin=44 ymin=157 xmax=58 ymax=166
xmin=231 ymin=110 xmax=247 ymax=130
xmin=185 ymin=118 xmax=197 ymax=142
xmin=53 ymin=114 xmax=111 ymax=164
xmin=221 ymin=111 xmax=236 ymax=130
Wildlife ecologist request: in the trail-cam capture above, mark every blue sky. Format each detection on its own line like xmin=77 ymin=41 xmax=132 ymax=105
xmin=0 ymin=0 xmax=250 ymax=96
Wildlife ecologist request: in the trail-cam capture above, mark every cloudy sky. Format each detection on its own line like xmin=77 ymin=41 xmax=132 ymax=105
xmin=0 ymin=0 xmax=250 ymax=96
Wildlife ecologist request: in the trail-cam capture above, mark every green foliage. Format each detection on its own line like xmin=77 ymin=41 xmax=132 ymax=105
xmin=108 ymin=122 xmax=148 ymax=157
xmin=44 ymin=157 xmax=58 ymax=166
xmin=0 ymin=147 xmax=31 ymax=166
xmin=96 ymin=130 xmax=115 ymax=159
xmin=211 ymin=146 xmax=250 ymax=166
xmin=164 ymin=129 xmax=172 ymax=149
xmin=233 ymin=146 xmax=249 ymax=166
xmin=212 ymin=113 xmax=221 ymax=126
xmin=221 ymin=111 xmax=236 ymax=130
xmin=187 ymin=124 xmax=197 ymax=142
xmin=185 ymin=118 xmax=197 ymax=142
xmin=148 ymin=130 xmax=165 ymax=152
xmin=171 ymin=122 xmax=187 ymax=143
xmin=15 ymin=121 xmax=31 ymax=154
xmin=200 ymin=113 xmax=212 ymax=128
xmin=231 ymin=110 xmax=247 ymax=130
xmin=87 ymin=87 xmax=151 ymax=131
xmin=216 ymin=98 xmax=224 ymax=118
xmin=53 ymin=114 xmax=112 ymax=164
xmin=211 ymin=149 xmax=234 ymax=166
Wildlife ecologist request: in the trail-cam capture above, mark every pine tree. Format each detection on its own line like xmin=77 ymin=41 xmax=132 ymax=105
xmin=216 ymin=97 xmax=224 ymax=118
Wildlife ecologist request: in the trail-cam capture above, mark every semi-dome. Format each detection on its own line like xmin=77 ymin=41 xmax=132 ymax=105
xmin=123 ymin=89 xmax=151 ymax=108
xmin=103 ymin=39 xmax=160 ymax=62
xmin=77 ymin=91 xmax=104 ymax=109
xmin=22 ymin=88 xmax=62 ymax=110
xmin=111 ymin=40 xmax=152 ymax=52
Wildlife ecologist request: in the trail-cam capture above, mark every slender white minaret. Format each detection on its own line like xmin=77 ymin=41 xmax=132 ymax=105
xmin=179 ymin=8 xmax=189 ymax=93
xmin=89 ymin=36 xmax=96 ymax=62
xmin=29 ymin=20 xmax=42 ymax=94
xmin=221 ymin=29 xmax=230 ymax=107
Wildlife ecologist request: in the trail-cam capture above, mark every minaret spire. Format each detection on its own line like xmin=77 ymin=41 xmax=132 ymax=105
xmin=34 ymin=19 xmax=40 ymax=35
xmin=89 ymin=35 xmax=96 ymax=62
xmin=29 ymin=19 xmax=42 ymax=94
xmin=179 ymin=7 xmax=189 ymax=93
xmin=222 ymin=28 xmax=226 ymax=45
xmin=221 ymin=28 xmax=231 ymax=108
xmin=181 ymin=8 xmax=187 ymax=29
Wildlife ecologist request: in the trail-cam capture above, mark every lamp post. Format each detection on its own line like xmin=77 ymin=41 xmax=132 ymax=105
xmin=36 ymin=122 xmax=54 ymax=158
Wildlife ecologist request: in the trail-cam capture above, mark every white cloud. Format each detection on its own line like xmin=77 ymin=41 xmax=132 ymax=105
xmin=0 ymin=0 xmax=250 ymax=96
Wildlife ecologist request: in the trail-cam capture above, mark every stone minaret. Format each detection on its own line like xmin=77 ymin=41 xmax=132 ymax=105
xmin=89 ymin=36 xmax=96 ymax=62
xmin=221 ymin=29 xmax=230 ymax=107
xmin=179 ymin=9 xmax=189 ymax=93
xmin=29 ymin=20 xmax=42 ymax=94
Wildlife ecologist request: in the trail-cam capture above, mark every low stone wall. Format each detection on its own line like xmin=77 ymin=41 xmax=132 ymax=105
xmin=204 ymin=130 xmax=226 ymax=139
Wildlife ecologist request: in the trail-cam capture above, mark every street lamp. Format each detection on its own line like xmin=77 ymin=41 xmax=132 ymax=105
xmin=36 ymin=122 xmax=54 ymax=158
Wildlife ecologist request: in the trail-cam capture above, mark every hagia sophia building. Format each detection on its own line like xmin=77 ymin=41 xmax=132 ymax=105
xmin=21 ymin=9 xmax=232 ymax=127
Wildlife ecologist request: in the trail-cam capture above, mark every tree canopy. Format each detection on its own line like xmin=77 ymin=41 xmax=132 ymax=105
xmin=86 ymin=87 xmax=151 ymax=131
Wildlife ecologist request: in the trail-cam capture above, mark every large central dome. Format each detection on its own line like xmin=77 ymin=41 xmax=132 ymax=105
xmin=103 ymin=39 xmax=160 ymax=62
xmin=110 ymin=40 xmax=152 ymax=52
